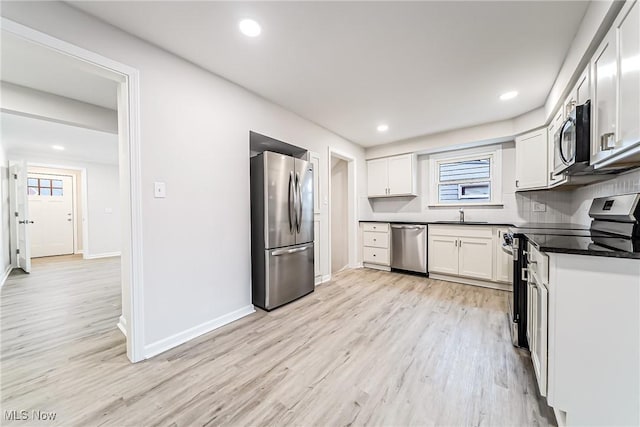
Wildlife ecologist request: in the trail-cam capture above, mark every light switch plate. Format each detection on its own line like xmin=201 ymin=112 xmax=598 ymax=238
xmin=533 ymin=202 xmax=546 ymax=212
xmin=154 ymin=182 xmax=166 ymax=198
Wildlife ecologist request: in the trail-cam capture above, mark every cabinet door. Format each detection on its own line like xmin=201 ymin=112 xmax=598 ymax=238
xmin=495 ymin=228 xmax=513 ymax=283
xmin=515 ymin=128 xmax=548 ymax=190
xmin=367 ymin=158 xmax=388 ymax=197
xmin=428 ymin=235 xmax=458 ymax=275
xmin=547 ymin=111 xmax=567 ymax=187
xmin=575 ymin=66 xmax=590 ymax=105
xmin=592 ymin=30 xmax=618 ymax=162
xmin=387 ymin=154 xmax=414 ymax=195
xmin=458 ymin=236 xmax=493 ymax=280
xmin=618 ymin=0 xmax=640 ymax=150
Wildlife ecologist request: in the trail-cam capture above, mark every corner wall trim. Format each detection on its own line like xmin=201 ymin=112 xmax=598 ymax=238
xmin=0 ymin=265 xmax=13 ymax=289
xmin=84 ymin=251 xmax=121 ymax=260
xmin=144 ymin=304 xmax=256 ymax=359
xmin=117 ymin=315 xmax=127 ymax=337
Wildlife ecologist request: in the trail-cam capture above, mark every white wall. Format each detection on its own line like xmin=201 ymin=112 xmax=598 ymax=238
xmin=0 ymin=2 xmax=366 ymax=350
xmin=7 ymin=151 xmax=120 ymax=257
xmin=331 ymin=157 xmax=349 ymax=273
xmin=0 ymin=141 xmax=11 ymax=279
xmin=1 ymin=82 xmax=118 ymax=133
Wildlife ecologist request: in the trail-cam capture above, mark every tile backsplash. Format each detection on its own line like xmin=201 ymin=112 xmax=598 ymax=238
xmin=569 ymin=168 xmax=640 ymax=225
xmin=361 ymin=168 xmax=640 ymax=226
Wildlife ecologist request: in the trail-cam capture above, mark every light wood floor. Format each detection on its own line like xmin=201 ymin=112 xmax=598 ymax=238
xmin=1 ymin=256 xmax=555 ymax=426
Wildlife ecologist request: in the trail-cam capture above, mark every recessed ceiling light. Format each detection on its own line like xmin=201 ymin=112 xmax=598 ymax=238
xmin=500 ymin=91 xmax=518 ymax=101
xmin=52 ymin=145 xmax=65 ymax=151
xmin=239 ymin=19 xmax=261 ymax=37
xmin=377 ymin=124 xmax=389 ymax=132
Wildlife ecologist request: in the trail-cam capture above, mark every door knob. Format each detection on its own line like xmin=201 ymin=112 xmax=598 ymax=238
xmin=19 ymin=220 xmax=34 ymax=224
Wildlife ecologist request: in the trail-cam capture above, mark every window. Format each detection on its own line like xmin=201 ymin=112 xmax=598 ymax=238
xmin=28 ymin=178 xmax=63 ymax=196
xmin=429 ymin=146 xmax=502 ymax=206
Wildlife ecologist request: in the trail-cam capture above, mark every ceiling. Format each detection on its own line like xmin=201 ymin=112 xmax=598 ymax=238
xmin=70 ymin=1 xmax=589 ymax=147
xmin=1 ymin=112 xmax=119 ymax=165
xmin=1 ymin=31 xmax=118 ymax=110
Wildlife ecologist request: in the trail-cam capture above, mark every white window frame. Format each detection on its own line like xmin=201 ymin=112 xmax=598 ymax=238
xmin=428 ymin=146 xmax=503 ymax=207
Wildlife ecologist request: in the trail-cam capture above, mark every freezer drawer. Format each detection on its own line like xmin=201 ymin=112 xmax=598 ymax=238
xmin=391 ymin=224 xmax=428 ymax=274
xmin=256 ymin=243 xmax=314 ymax=311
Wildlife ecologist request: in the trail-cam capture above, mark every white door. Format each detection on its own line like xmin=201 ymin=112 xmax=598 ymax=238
xmin=387 ymin=155 xmax=413 ymax=195
xmin=28 ymin=174 xmax=74 ymax=258
xmin=9 ymin=162 xmax=32 ymax=273
xmin=428 ymin=235 xmax=459 ymax=275
xmin=458 ymin=236 xmax=493 ymax=280
xmin=367 ymin=158 xmax=388 ymax=197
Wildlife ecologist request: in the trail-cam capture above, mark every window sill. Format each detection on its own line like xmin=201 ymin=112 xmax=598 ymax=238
xmin=428 ymin=202 xmax=504 ymax=208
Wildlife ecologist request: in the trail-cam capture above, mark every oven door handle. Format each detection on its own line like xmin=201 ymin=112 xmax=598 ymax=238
xmin=521 ymin=267 xmax=529 ymax=282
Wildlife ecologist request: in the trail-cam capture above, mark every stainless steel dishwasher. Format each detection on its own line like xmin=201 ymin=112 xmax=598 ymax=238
xmin=391 ymin=224 xmax=428 ymax=274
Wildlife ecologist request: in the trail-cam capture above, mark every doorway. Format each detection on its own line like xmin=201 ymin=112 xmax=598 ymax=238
xmin=1 ymin=17 xmax=144 ymax=362
xmin=328 ymin=148 xmax=357 ymax=277
xmin=331 ymin=157 xmax=349 ymax=273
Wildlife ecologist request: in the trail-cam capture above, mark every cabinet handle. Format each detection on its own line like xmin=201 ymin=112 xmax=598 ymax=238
xmin=454 ymin=240 xmax=457 ymax=247
xmin=522 ymin=267 xmax=529 ymax=282
xmin=459 ymin=240 xmax=462 ymax=247
xmin=600 ymin=132 xmax=615 ymax=151
xmin=515 ymin=180 xmax=519 ymax=188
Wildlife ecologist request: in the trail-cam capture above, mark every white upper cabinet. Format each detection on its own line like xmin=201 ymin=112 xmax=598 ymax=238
xmin=591 ymin=0 xmax=640 ymax=167
xmin=618 ymin=0 xmax=640 ymax=150
xmin=367 ymin=154 xmax=417 ymax=197
xmin=367 ymin=158 xmax=389 ymax=197
xmin=564 ymin=65 xmax=590 ymax=117
xmin=548 ymin=109 xmax=567 ymax=188
xmin=515 ymin=128 xmax=548 ymax=191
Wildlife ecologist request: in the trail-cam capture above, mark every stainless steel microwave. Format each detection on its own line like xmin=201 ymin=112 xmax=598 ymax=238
xmin=553 ymin=100 xmax=591 ymax=176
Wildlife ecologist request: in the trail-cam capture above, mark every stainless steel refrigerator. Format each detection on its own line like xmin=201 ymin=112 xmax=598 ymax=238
xmin=250 ymin=151 xmax=314 ymax=310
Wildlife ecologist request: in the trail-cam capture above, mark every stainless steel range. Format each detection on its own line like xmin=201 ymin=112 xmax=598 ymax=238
xmin=503 ymin=192 xmax=640 ymax=348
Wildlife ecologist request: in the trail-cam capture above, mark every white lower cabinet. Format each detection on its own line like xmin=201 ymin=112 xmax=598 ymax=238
xmin=428 ymin=225 xmax=509 ymax=286
xmin=361 ymin=222 xmax=390 ymax=269
xmin=428 ymin=235 xmax=459 ymax=275
xmin=544 ymin=253 xmax=640 ymax=426
xmin=458 ymin=237 xmax=493 ymax=280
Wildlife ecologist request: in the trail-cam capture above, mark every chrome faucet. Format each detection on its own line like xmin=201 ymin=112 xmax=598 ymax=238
xmin=459 ymin=208 xmax=465 ymax=223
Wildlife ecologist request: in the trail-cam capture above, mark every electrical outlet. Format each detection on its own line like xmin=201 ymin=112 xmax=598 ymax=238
xmin=533 ymin=202 xmax=546 ymax=212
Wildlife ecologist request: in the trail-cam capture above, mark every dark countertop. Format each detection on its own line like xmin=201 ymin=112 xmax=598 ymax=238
xmin=524 ymin=233 xmax=640 ymax=260
xmin=359 ymin=220 xmax=515 ymax=227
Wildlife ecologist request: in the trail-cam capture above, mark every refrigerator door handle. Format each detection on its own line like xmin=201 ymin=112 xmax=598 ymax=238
xmin=288 ymin=171 xmax=295 ymax=234
xmin=295 ymin=172 xmax=302 ymax=233
xmin=271 ymin=246 xmax=309 ymax=256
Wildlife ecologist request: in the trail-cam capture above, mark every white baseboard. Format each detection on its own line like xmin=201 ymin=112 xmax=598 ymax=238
xmin=429 ymin=273 xmax=512 ymax=292
xmin=363 ymin=263 xmax=391 ymax=271
xmin=75 ymin=249 xmax=84 ymax=255
xmin=117 ymin=315 xmax=127 ymax=337
xmin=0 ymin=265 xmax=13 ymax=289
xmin=144 ymin=304 xmax=255 ymax=359
xmin=314 ymin=274 xmax=332 ymax=286
xmin=84 ymin=251 xmax=121 ymax=260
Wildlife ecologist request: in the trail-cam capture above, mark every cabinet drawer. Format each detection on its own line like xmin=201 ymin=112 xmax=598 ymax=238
xmin=363 ymin=231 xmax=389 ymax=248
xmin=363 ymin=247 xmax=389 ymax=265
xmin=362 ymin=222 xmax=389 ymax=233
xmin=527 ymin=243 xmax=549 ymax=285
